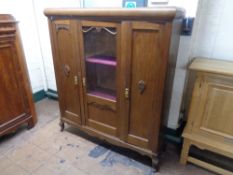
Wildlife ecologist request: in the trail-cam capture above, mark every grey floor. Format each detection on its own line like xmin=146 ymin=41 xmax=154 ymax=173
xmin=0 ymin=98 xmax=216 ymax=175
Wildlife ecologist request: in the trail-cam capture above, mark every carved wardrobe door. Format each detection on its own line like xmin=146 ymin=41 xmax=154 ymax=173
xmin=120 ymin=22 xmax=169 ymax=152
xmin=0 ymin=39 xmax=30 ymax=127
xmin=0 ymin=14 xmax=36 ymax=135
xmin=49 ymin=19 xmax=82 ymax=127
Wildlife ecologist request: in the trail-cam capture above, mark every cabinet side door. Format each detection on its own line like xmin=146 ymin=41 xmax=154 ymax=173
xmin=191 ymin=73 xmax=233 ymax=141
xmin=49 ymin=19 xmax=82 ymax=125
xmin=0 ymin=42 xmax=30 ymax=128
xmin=124 ymin=22 xmax=171 ymax=151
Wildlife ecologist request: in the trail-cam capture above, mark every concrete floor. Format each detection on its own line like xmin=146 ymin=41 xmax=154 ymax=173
xmin=0 ymin=98 xmax=216 ymax=175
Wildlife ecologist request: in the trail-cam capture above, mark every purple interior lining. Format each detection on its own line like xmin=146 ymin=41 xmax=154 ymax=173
xmin=87 ymin=90 xmax=116 ymax=101
xmin=86 ymin=57 xmax=116 ymax=66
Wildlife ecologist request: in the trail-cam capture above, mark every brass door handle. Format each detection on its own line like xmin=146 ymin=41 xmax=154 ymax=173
xmin=82 ymin=77 xmax=86 ymax=87
xmin=125 ymin=88 xmax=129 ymax=99
xmin=74 ymin=76 xmax=78 ymax=85
xmin=138 ymin=80 xmax=146 ymax=94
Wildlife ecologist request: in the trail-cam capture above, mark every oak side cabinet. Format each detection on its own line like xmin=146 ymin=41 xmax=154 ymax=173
xmin=45 ymin=8 xmax=184 ymax=170
xmin=181 ymin=58 xmax=233 ymax=175
xmin=0 ymin=14 xmax=37 ymax=136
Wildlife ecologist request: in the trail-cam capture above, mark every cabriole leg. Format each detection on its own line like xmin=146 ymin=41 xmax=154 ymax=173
xmin=27 ymin=120 xmax=34 ymax=129
xmin=152 ymin=155 xmax=159 ymax=172
xmin=59 ymin=121 xmax=65 ymax=131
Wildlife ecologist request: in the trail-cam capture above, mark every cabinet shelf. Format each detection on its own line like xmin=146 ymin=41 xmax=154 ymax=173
xmin=86 ymin=57 xmax=116 ymax=66
xmin=87 ymin=89 xmax=116 ymax=102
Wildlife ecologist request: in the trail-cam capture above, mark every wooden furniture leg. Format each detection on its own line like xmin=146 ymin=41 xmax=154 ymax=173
xmin=59 ymin=121 xmax=65 ymax=131
xmin=27 ymin=119 xmax=35 ymax=129
xmin=152 ymin=155 xmax=159 ymax=172
xmin=180 ymin=139 xmax=191 ymax=165
xmin=27 ymin=122 xmax=33 ymax=129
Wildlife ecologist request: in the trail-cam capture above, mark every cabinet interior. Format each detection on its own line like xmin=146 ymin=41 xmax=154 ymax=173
xmin=83 ymin=26 xmax=117 ymax=101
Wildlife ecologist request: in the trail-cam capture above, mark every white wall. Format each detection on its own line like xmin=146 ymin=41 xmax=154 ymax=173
xmin=148 ymin=0 xmax=198 ymax=17
xmin=148 ymin=0 xmax=199 ymax=129
xmin=33 ymin=0 xmax=82 ymax=91
xmin=0 ymin=0 xmax=46 ymax=93
xmin=84 ymin=0 xmax=121 ymax=7
xmin=190 ymin=0 xmax=233 ymax=61
xmin=166 ymin=36 xmax=192 ymax=129
xmin=168 ymin=0 xmax=198 ymax=17
xmin=167 ymin=0 xmax=233 ymax=129
xmin=0 ymin=0 xmax=81 ymax=92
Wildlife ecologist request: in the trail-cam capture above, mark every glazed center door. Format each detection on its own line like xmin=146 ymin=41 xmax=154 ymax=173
xmin=79 ymin=21 xmax=121 ymax=136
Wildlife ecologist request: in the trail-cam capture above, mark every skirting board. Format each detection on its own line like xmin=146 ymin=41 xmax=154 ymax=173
xmin=33 ymin=89 xmax=58 ymax=102
xmin=33 ymin=90 xmax=46 ymax=102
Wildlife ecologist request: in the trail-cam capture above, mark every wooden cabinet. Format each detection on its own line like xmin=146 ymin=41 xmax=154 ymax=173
xmin=0 ymin=15 xmax=37 ymax=136
xmin=181 ymin=58 xmax=233 ymax=175
xmin=45 ymin=8 xmax=184 ymax=170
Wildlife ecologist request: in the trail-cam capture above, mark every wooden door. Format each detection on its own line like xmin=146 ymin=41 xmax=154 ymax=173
xmin=0 ymin=40 xmax=30 ymax=125
xmin=190 ymin=73 xmax=233 ymax=142
xmin=50 ymin=19 xmax=82 ymax=125
xmin=79 ymin=21 xmax=121 ymax=136
xmin=120 ymin=22 xmax=169 ymax=151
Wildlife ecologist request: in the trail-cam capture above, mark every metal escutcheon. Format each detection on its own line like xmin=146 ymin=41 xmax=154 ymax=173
xmin=138 ymin=80 xmax=146 ymax=94
xmin=63 ymin=65 xmax=70 ymax=77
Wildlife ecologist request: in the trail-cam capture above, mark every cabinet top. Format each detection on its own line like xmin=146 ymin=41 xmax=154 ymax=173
xmin=44 ymin=7 xmax=185 ymax=21
xmin=189 ymin=57 xmax=233 ymax=77
xmin=0 ymin=14 xmax=16 ymax=24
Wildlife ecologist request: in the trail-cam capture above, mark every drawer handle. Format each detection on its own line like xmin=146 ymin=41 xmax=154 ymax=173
xmin=88 ymin=102 xmax=115 ymax=112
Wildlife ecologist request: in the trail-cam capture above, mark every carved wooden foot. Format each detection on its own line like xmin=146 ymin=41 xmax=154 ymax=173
xmin=59 ymin=121 xmax=65 ymax=131
xmin=152 ymin=155 xmax=159 ymax=172
xmin=27 ymin=121 xmax=33 ymax=130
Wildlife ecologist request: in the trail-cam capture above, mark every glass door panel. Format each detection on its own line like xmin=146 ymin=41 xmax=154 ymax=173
xmin=83 ymin=26 xmax=117 ymax=101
